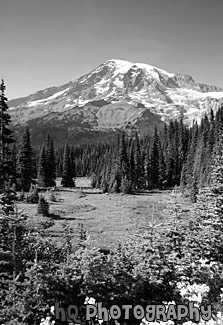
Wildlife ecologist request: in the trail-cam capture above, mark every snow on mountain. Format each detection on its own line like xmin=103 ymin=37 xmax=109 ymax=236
xmin=8 ymin=59 xmax=223 ymax=145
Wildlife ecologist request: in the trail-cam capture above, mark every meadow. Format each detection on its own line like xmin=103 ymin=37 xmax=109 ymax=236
xmin=17 ymin=177 xmax=192 ymax=249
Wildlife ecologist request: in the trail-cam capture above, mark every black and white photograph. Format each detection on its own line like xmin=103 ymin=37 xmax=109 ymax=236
xmin=1 ymin=0 xmax=223 ymax=324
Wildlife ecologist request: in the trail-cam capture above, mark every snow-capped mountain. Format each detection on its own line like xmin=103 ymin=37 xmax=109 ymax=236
xmin=9 ymin=59 xmax=223 ymax=145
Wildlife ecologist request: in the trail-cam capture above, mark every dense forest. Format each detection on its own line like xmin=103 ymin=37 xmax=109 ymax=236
xmin=2 ymin=80 xmax=223 ymax=324
xmin=9 ymin=101 xmax=223 ymax=202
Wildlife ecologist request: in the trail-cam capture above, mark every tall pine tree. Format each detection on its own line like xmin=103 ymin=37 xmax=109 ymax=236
xmin=17 ymin=127 xmax=35 ymax=191
xmin=0 ymin=80 xmax=15 ymax=192
xmin=38 ymin=144 xmax=47 ymax=187
xmin=133 ymin=133 xmax=145 ymax=190
xmin=149 ymin=126 xmax=159 ymax=189
xmin=69 ymin=146 xmax=76 ymax=187
xmin=61 ymin=143 xmax=75 ymax=187
xmin=45 ymin=133 xmax=56 ymax=187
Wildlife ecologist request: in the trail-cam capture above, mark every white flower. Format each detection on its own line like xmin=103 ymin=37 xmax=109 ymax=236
xmin=84 ymin=296 xmax=96 ymax=304
xmin=87 ymin=297 xmax=96 ymax=305
xmin=180 ymin=287 xmax=188 ymax=296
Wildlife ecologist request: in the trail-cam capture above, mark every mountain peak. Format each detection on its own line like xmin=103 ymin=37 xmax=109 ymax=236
xmin=105 ymin=59 xmax=175 ymax=78
xmin=8 ymin=59 xmax=223 ymax=146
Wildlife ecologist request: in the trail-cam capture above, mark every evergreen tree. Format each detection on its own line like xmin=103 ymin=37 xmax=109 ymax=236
xmin=10 ymin=143 xmax=17 ymax=188
xmin=133 ymin=134 xmax=145 ymax=190
xmin=108 ymin=135 xmax=121 ymax=193
xmin=45 ymin=134 xmax=56 ymax=187
xmin=191 ymin=139 xmax=223 ymax=263
xmin=120 ymin=175 xmax=132 ymax=194
xmin=149 ymin=126 xmax=159 ymax=188
xmin=17 ymin=127 xmax=35 ymax=191
xmin=190 ymin=178 xmax=199 ymax=203
xmin=38 ymin=145 xmax=47 ymax=187
xmin=0 ymin=198 xmax=28 ymax=320
xmin=158 ymin=145 xmax=166 ymax=189
xmin=109 ymin=161 xmax=121 ymax=193
xmin=195 ymin=135 xmax=223 ymax=221
xmin=37 ymin=196 xmax=49 ymax=217
xmin=214 ymin=105 xmax=223 ymax=141
xmin=77 ymin=223 xmax=87 ymax=248
xmin=180 ymin=122 xmax=198 ymax=191
xmin=69 ymin=146 xmax=76 ymax=186
xmin=0 ymin=80 xmax=15 ymax=192
xmin=118 ymin=131 xmax=129 ymax=181
xmin=144 ymin=150 xmax=150 ymax=189
xmin=61 ymin=143 xmax=75 ymax=187
xmin=129 ymin=141 xmax=135 ymax=190
xmin=208 ymin=136 xmax=223 ymax=220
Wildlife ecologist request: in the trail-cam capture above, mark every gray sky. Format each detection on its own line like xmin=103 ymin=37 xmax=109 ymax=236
xmin=1 ymin=0 xmax=223 ymax=99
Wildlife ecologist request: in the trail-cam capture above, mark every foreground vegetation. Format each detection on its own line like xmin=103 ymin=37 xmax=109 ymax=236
xmin=1 ymin=81 xmax=223 ymax=324
xmin=1 ymin=165 xmax=223 ymax=324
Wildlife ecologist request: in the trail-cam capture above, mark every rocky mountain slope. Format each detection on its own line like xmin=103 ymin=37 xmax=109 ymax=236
xmin=8 ymin=59 xmax=223 ymax=145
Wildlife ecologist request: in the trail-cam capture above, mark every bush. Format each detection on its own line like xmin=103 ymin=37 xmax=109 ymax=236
xmin=40 ymin=217 xmax=55 ymax=229
xmin=27 ymin=186 xmax=39 ymax=203
xmin=120 ymin=176 xmax=132 ymax=194
xmin=37 ymin=196 xmax=50 ymax=217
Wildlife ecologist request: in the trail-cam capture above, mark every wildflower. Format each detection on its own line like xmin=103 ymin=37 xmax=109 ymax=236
xmin=84 ymin=296 xmax=96 ymax=305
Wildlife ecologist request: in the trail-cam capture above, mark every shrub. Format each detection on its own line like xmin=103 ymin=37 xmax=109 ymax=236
xmin=120 ymin=176 xmax=132 ymax=194
xmin=37 ymin=196 xmax=50 ymax=217
xmin=27 ymin=186 xmax=39 ymax=203
xmin=77 ymin=223 xmax=87 ymax=248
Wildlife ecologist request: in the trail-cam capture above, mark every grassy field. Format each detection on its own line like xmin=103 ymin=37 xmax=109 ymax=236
xmin=18 ymin=177 xmax=192 ymax=249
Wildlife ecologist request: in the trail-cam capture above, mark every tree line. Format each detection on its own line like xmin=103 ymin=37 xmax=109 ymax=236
xmin=1 ymin=78 xmax=223 ymax=200
xmin=87 ymin=107 xmax=223 ymax=198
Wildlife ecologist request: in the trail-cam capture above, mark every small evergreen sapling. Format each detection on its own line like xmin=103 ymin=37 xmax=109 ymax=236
xmin=120 ymin=175 xmax=132 ymax=194
xmin=27 ymin=185 xmax=39 ymax=204
xmin=77 ymin=222 xmax=87 ymax=248
xmin=37 ymin=196 xmax=49 ymax=217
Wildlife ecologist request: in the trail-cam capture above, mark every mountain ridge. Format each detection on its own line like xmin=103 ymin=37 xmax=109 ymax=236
xmin=8 ymin=59 xmax=223 ymax=146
